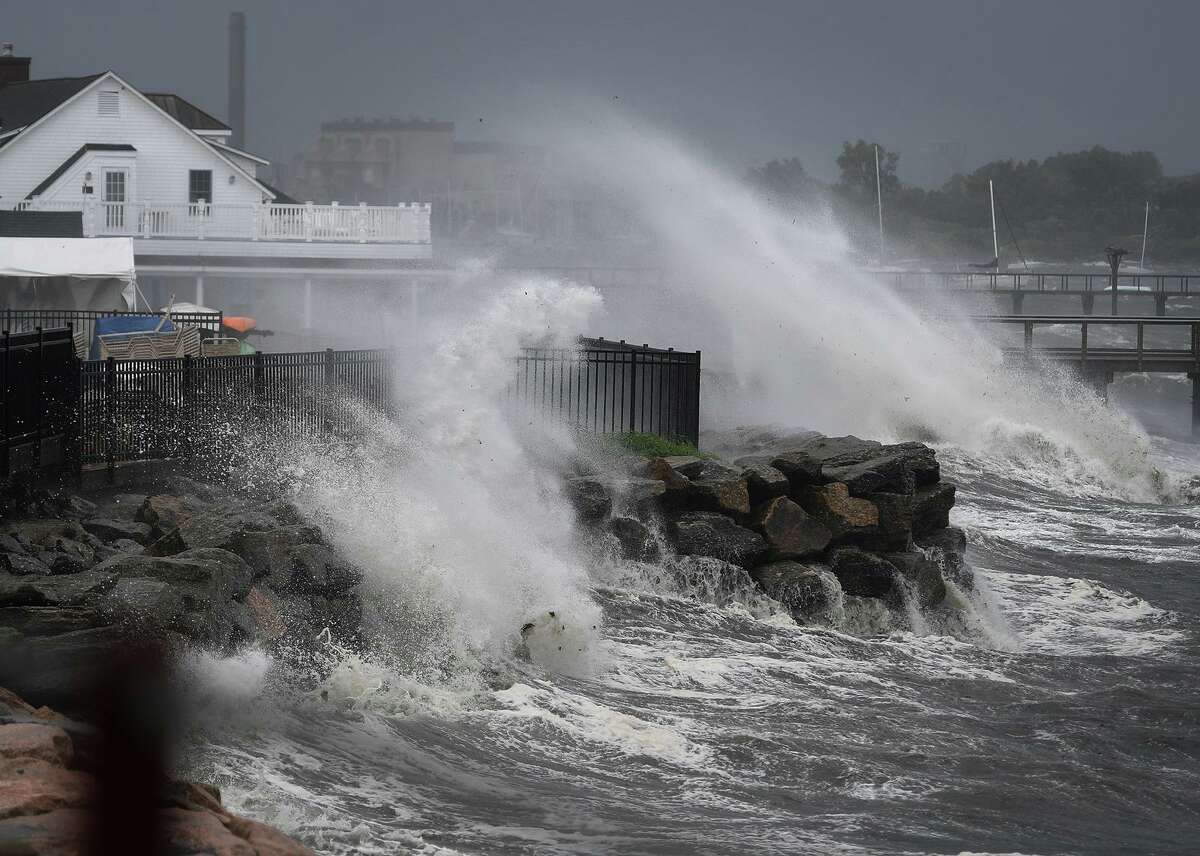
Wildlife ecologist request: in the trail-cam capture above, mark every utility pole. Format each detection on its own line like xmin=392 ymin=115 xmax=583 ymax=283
xmin=1140 ymin=201 xmax=1150 ymax=270
xmin=874 ymin=144 xmax=885 ymax=264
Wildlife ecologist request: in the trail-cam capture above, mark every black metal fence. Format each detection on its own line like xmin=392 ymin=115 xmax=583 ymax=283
xmin=79 ymin=349 xmax=395 ymax=474
xmin=3 ymin=308 xmax=224 ymax=352
xmin=509 ymin=338 xmax=702 ymax=445
xmin=1 ymin=328 xmax=78 ymax=479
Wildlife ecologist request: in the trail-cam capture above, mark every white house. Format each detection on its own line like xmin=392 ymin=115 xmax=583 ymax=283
xmin=0 ymin=66 xmax=439 ymax=344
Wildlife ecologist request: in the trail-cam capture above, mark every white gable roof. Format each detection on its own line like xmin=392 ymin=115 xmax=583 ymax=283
xmin=0 ymin=71 xmax=275 ymax=201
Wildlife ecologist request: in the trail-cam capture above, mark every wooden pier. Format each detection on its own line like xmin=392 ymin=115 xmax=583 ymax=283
xmin=883 ymin=271 xmax=1200 ymax=316
xmin=967 ymin=314 xmax=1200 ymax=434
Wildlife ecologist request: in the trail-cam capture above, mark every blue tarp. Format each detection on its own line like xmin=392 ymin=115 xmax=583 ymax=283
xmin=90 ymin=315 xmax=176 ymax=359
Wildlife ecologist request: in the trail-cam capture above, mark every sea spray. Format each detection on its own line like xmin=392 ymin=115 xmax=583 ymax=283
xmin=284 ymin=279 xmax=609 ymax=677
xmin=537 ymin=112 xmax=1173 ymax=501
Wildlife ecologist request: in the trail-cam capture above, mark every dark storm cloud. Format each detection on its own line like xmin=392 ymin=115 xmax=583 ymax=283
xmin=6 ymin=0 xmax=1198 ymax=182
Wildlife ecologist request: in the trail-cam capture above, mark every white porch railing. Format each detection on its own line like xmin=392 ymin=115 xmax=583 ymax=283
xmin=16 ymin=198 xmax=431 ymax=244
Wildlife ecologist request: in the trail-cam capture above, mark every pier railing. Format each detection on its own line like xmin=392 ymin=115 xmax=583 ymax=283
xmin=510 ymin=338 xmax=702 ymax=446
xmin=16 ymin=199 xmax=432 ymax=244
xmin=880 ymin=271 xmax=1200 ymax=295
xmin=971 ymin=314 xmax=1200 ymax=371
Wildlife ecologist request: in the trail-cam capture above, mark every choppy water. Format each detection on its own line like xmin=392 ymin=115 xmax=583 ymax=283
xmin=176 ymin=433 xmax=1200 ymax=856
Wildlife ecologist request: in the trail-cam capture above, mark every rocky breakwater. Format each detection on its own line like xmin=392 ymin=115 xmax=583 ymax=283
xmin=0 ymin=487 xmax=364 ymax=712
xmin=566 ymin=434 xmax=972 ymax=623
xmin=0 ymin=686 xmax=313 ymax=855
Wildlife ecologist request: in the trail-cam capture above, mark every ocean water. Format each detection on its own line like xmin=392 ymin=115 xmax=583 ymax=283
xmin=175 ymin=429 xmax=1200 ymax=856
xmin=174 ymin=122 xmax=1199 ymax=855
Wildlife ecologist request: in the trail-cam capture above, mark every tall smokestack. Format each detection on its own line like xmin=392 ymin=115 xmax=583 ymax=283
xmin=227 ymin=12 xmax=246 ymax=148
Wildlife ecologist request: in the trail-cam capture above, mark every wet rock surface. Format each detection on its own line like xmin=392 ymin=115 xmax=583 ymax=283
xmin=0 ymin=484 xmax=366 ymax=710
xmin=577 ymin=430 xmax=966 ymax=612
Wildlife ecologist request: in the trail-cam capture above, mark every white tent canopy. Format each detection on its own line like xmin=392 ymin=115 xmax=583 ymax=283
xmin=0 ymin=237 xmax=136 ymax=309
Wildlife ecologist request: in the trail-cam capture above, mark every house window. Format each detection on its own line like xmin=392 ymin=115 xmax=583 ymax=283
xmin=188 ymin=170 xmax=212 ymax=205
xmin=97 ymin=90 xmax=120 ymax=116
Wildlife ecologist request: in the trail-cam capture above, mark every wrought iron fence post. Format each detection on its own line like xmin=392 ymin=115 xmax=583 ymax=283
xmin=182 ymin=354 xmax=195 ymax=464
xmin=628 ymin=347 xmax=638 ymax=434
xmin=324 ymin=348 xmax=335 ymax=433
xmin=34 ymin=327 xmax=43 ymax=471
xmin=691 ymin=350 xmax=702 ymax=447
xmin=104 ymin=356 xmax=116 ymax=483
xmin=69 ymin=325 xmax=82 ymax=486
xmin=252 ymin=351 xmax=265 ymax=423
xmin=1 ymin=330 xmax=9 ymax=479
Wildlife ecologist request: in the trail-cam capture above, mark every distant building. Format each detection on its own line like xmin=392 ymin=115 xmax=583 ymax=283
xmin=286 ymin=117 xmax=556 ymax=240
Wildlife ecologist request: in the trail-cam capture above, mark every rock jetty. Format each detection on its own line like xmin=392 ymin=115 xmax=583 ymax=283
xmin=568 ymin=433 xmax=970 ymax=621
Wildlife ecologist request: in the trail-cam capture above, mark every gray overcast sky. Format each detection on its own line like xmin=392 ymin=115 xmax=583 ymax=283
xmin=7 ymin=0 xmax=1199 ymax=184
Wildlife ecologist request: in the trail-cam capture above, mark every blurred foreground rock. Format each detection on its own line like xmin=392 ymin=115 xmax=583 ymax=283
xmin=0 ymin=687 xmax=314 ymax=855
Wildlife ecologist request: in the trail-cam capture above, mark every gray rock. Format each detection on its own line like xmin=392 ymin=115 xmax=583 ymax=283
xmin=811 ymin=439 xmax=940 ymax=497
xmin=739 ymin=461 xmax=790 ymax=505
xmin=604 ymin=516 xmax=660 ymax=563
xmin=916 ymin=526 xmax=973 ymax=590
xmin=93 ymin=548 xmax=254 ymax=602
xmin=0 ymin=534 xmax=26 ymax=555
xmin=858 ymin=492 xmax=915 ymax=552
xmin=770 ymin=451 xmax=823 ymax=488
xmin=0 ymin=570 xmax=119 ymax=608
xmin=750 ymin=560 xmax=828 ymax=615
xmin=687 ymin=461 xmax=750 ymax=516
xmin=565 ymin=477 xmax=613 ymax=523
xmin=669 ymin=511 xmax=769 ymax=569
xmin=273 ymin=544 xmax=363 ymax=595
xmin=176 ymin=508 xmax=279 ymax=553
xmin=64 ymin=495 xmax=98 ymax=519
xmin=885 ymin=552 xmax=947 ymax=607
xmin=39 ymin=551 xmax=90 ymax=576
xmin=238 ymin=525 xmax=324 ymax=578
xmin=657 ymin=455 xmax=706 ymax=478
xmin=828 ymin=547 xmax=897 ymax=600
xmin=0 ymin=553 xmax=49 ymax=576
xmin=750 ymin=497 xmax=831 ymax=559
xmin=912 ymin=483 xmax=956 ymax=536
xmin=82 ymin=517 xmax=153 ymax=544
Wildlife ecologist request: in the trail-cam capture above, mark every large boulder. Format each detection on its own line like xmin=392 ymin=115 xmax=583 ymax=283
xmin=237 ymin=525 xmax=324 ymax=579
xmin=796 ymin=483 xmax=879 ymax=540
xmin=643 ymin=457 xmax=694 ymax=491
xmin=0 ymin=571 xmax=118 ymax=609
xmin=738 ymin=461 xmax=790 ymax=505
xmin=828 ymin=547 xmax=897 ymax=600
xmin=604 ymin=516 xmax=661 ymax=563
xmin=668 ymin=512 xmax=769 ymax=569
xmin=749 ymin=497 xmax=831 ymax=559
xmin=885 ymin=552 xmax=947 ymax=607
xmin=135 ymin=494 xmax=206 ymax=531
xmin=80 ymin=517 xmax=153 ymax=545
xmin=858 ymin=492 xmax=915 ymax=552
xmin=911 ymin=482 xmax=956 ymax=536
xmin=157 ymin=508 xmax=279 ymax=556
xmin=750 ymin=560 xmax=828 ymax=616
xmin=792 ymin=436 xmax=939 ymax=496
xmin=1 ymin=554 xmax=50 ymax=576
xmin=564 ymin=477 xmax=613 ymax=523
xmin=917 ymin=526 xmax=973 ymax=589
xmin=93 ymin=548 xmax=254 ymax=604
xmin=687 ymin=461 xmax=750 ymax=516
xmin=268 ymin=544 xmax=363 ymax=596
xmin=769 ymin=450 xmax=823 ymax=490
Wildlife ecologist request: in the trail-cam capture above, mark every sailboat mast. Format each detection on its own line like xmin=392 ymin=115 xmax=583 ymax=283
xmin=875 ymin=144 xmax=885 ymax=264
xmin=1141 ymin=201 xmax=1150 ymax=269
xmin=988 ymin=179 xmax=999 ymax=269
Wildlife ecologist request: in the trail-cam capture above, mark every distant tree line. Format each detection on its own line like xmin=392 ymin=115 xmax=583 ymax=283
xmin=745 ymin=142 xmax=1200 ymax=263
